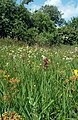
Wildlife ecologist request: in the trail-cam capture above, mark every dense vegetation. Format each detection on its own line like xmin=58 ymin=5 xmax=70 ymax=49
xmin=0 ymin=0 xmax=78 ymax=119
xmin=0 ymin=0 xmax=78 ymax=46
xmin=0 ymin=39 xmax=78 ymax=119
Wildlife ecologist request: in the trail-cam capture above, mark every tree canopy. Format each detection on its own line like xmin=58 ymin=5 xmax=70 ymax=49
xmin=0 ymin=0 xmax=78 ymax=45
xmin=40 ymin=5 xmax=65 ymax=26
xmin=20 ymin=0 xmax=33 ymax=5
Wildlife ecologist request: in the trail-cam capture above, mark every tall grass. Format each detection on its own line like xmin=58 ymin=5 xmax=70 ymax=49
xmin=0 ymin=39 xmax=78 ymax=119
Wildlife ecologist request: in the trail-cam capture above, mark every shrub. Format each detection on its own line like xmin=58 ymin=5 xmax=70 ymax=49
xmin=58 ymin=26 xmax=78 ymax=45
xmin=25 ymin=27 xmax=38 ymax=45
xmin=35 ymin=31 xmax=59 ymax=46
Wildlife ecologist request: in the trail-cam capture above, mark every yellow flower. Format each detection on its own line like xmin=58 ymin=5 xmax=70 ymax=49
xmin=5 ymin=74 xmax=10 ymax=79
xmin=73 ymin=70 xmax=78 ymax=77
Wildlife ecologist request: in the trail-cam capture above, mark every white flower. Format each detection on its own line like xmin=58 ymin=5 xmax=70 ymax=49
xmin=75 ymin=47 xmax=78 ymax=52
xmin=42 ymin=55 xmax=46 ymax=60
xmin=66 ymin=57 xmax=73 ymax=61
xmin=6 ymin=63 xmax=9 ymax=66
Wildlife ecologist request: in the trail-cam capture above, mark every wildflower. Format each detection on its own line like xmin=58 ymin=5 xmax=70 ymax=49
xmin=2 ymin=112 xmax=8 ymax=120
xmin=42 ymin=55 xmax=48 ymax=69
xmin=0 ymin=70 xmax=5 ymax=73
xmin=64 ymin=79 xmax=69 ymax=84
xmin=5 ymin=74 xmax=10 ymax=79
xmin=1 ymin=112 xmax=22 ymax=120
xmin=9 ymin=78 xmax=20 ymax=84
xmin=70 ymin=76 xmax=77 ymax=81
xmin=10 ymin=85 xmax=16 ymax=91
xmin=32 ymin=62 xmax=34 ymax=64
xmin=73 ymin=70 xmax=78 ymax=77
xmin=6 ymin=63 xmax=9 ymax=66
xmin=13 ymin=64 xmax=17 ymax=72
xmin=65 ymin=57 xmax=73 ymax=61
xmin=71 ymin=86 xmax=75 ymax=92
xmin=3 ymin=94 xmax=9 ymax=101
xmin=36 ymin=65 xmax=40 ymax=69
xmin=75 ymin=47 xmax=78 ymax=53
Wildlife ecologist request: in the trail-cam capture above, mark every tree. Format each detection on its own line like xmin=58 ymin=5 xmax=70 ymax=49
xmin=67 ymin=17 xmax=78 ymax=30
xmin=58 ymin=25 xmax=78 ymax=45
xmin=0 ymin=0 xmax=32 ymax=40
xmin=16 ymin=4 xmax=31 ymax=28
xmin=33 ymin=11 xmax=55 ymax=33
xmin=40 ymin=5 xmax=65 ymax=26
xmin=20 ymin=0 xmax=33 ymax=5
xmin=0 ymin=0 xmax=17 ymax=37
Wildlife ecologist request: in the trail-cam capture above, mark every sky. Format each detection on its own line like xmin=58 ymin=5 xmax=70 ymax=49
xmin=17 ymin=0 xmax=78 ymax=21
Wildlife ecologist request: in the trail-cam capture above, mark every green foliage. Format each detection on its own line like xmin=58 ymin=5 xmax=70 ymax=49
xmin=0 ymin=43 xmax=78 ymax=119
xmin=25 ymin=27 xmax=38 ymax=45
xmin=33 ymin=11 xmax=56 ymax=33
xmin=11 ymin=5 xmax=32 ymax=40
xmin=35 ymin=30 xmax=59 ymax=46
xmin=0 ymin=0 xmax=78 ymax=46
xmin=12 ymin=19 xmax=27 ymax=40
xmin=21 ymin=0 xmax=33 ymax=5
xmin=0 ymin=0 xmax=17 ymax=37
xmin=58 ymin=26 xmax=78 ymax=45
xmin=0 ymin=38 xmax=25 ymax=46
xmin=0 ymin=1 xmax=32 ymax=41
xmin=67 ymin=17 xmax=78 ymax=30
xmin=40 ymin=5 xmax=65 ymax=26
xmin=17 ymin=5 xmax=31 ymax=28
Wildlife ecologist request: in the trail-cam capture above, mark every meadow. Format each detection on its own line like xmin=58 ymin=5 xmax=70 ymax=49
xmin=0 ymin=39 xmax=78 ymax=120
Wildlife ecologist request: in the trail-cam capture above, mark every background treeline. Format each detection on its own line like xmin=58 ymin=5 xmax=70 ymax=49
xmin=0 ymin=0 xmax=78 ymax=46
